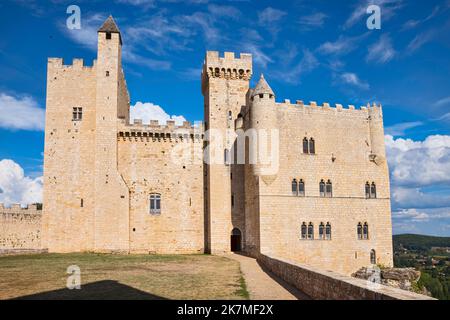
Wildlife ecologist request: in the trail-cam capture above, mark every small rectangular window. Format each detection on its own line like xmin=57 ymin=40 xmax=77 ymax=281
xmin=72 ymin=107 xmax=82 ymax=121
xmin=106 ymin=32 xmax=111 ymax=40
xmin=231 ymin=194 xmax=234 ymax=207
xmin=150 ymin=194 xmax=161 ymax=215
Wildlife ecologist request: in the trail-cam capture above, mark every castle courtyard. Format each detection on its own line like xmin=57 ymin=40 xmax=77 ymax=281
xmin=0 ymin=253 xmax=306 ymax=300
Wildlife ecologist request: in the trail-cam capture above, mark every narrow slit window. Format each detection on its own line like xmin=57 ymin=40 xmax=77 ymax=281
xmin=303 ymin=138 xmax=309 ymax=154
xmin=301 ymin=222 xmax=307 ymax=240
xmin=298 ymin=179 xmax=305 ymax=197
xmin=319 ymin=223 xmax=325 ymax=240
xmin=307 ymin=222 xmax=314 ymax=240
xmin=371 ymin=182 xmax=377 ymax=199
xmin=326 ymin=180 xmax=333 ymax=198
xmin=363 ymin=223 xmax=369 ymax=240
xmin=309 ymin=138 xmax=315 ymax=154
xmin=357 ymin=223 xmax=363 ymax=240
xmin=325 ymin=223 xmax=331 ymax=240
xmin=292 ymin=179 xmax=298 ymax=196
xmin=365 ymin=182 xmax=371 ymax=199
xmin=319 ymin=180 xmax=325 ymax=197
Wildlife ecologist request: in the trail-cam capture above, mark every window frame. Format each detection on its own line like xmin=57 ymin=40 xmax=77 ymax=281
xmin=292 ymin=179 xmax=298 ymax=196
xmin=149 ymin=193 xmax=161 ymax=215
xmin=326 ymin=180 xmax=333 ymax=198
xmin=298 ymin=179 xmax=305 ymax=197
xmin=319 ymin=180 xmax=325 ymax=197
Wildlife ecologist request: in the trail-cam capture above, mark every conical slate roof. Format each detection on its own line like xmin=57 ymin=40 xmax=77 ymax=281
xmin=252 ymin=74 xmax=274 ymax=97
xmin=98 ymin=15 xmax=121 ymax=34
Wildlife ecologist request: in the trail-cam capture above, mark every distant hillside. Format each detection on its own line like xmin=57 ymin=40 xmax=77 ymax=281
xmin=394 ymin=234 xmax=450 ymax=251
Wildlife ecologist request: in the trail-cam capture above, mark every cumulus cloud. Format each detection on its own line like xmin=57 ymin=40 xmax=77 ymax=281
xmin=385 ymin=134 xmax=450 ymax=187
xmin=392 ymin=187 xmax=450 ymax=210
xmin=0 ymin=93 xmax=45 ymax=131
xmin=129 ymin=102 xmax=187 ymax=125
xmin=0 ymin=159 xmax=43 ymax=206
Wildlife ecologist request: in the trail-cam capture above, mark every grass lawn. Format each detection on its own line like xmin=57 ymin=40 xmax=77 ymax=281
xmin=0 ymin=253 xmax=248 ymax=300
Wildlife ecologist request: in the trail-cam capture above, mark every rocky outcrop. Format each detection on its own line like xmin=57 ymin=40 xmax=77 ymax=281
xmin=353 ymin=267 xmax=424 ymax=292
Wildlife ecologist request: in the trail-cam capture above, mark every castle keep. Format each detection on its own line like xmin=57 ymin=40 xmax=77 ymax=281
xmin=37 ymin=16 xmax=393 ymax=275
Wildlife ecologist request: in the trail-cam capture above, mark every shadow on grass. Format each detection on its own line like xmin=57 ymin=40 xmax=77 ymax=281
xmin=12 ymin=280 xmax=168 ymax=300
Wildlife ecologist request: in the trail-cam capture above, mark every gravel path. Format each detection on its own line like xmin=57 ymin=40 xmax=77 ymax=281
xmin=226 ymin=253 xmax=311 ymax=300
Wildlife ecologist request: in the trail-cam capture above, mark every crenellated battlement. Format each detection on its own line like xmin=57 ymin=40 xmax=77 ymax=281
xmin=117 ymin=119 xmax=204 ymax=142
xmin=0 ymin=203 xmax=42 ymax=215
xmin=47 ymin=57 xmax=96 ymax=70
xmin=202 ymin=51 xmax=252 ymax=81
xmin=276 ymin=99 xmax=383 ymax=118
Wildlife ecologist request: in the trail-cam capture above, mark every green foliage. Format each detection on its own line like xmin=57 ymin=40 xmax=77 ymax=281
xmin=394 ymin=234 xmax=450 ymax=300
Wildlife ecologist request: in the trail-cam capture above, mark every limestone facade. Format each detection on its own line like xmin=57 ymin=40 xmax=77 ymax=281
xmin=38 ymin=16 xmax=393 ymax=275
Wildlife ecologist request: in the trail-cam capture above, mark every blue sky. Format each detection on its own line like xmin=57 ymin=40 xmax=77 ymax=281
xmin=0 ymin=0 xmax=449 ymax=236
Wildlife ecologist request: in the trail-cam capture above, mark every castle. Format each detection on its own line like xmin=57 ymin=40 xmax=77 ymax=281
xmin=37 ymin=16 xmax=393 ymax=275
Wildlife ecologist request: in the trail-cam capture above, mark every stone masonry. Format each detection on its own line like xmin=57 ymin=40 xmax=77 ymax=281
xmin=30 ymin=16 xmax=394 ymax=276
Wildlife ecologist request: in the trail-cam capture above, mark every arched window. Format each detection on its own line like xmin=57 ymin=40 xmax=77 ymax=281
xmin=298 ymin=179 xmax=305 ymax=197
xmin=326 ymin=223 xmax=331 ymax=240
xmin=301 ymin=222 xmax=307 ymax=240
xmin=303 ymin=138 xmax=309 ymax=154
xmin=309 ymin=138 xmax=315 ymax=154
xmin=307 ymin=222 xmax=314 ymax=240
xmin=292 ymin=179 xmax=298 ymax=196
xmin=371 ymin=182 xmax=377 ymax=199
xmin=326 ymin=180 xmax=333 ymax=197
xmin=357 ymin=223 xmax=363 ymax=240
xmin=363 ymin=222 xmax=369 ymax=240
xmin=319 ymin=180 xmax=325 ymax=197
xmin=365 ymin=182 xmax=371 ymax=199
xmin=149 ymin=193 xmax=161 ymax=214
xmin=319 ymin=222 xmax=325 ymax=240
xmin=370 ymin=249 xmax=376 ymax=265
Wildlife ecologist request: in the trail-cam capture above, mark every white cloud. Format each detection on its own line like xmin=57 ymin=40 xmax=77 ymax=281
xmin=298 ymin=12 xmax=327 ymax=28
xmin=317 ymin=34 xmax=367 ymax=56
xmin=344 ymin=0 xmax=404 ymax=30
xmin=0 ymin=159 xmax=43 ymax=206
xmin=392 ymin=187 xmax=450 ymax=210
xmin=392 ymin=208 xmax=430 ymax=222
xmin=366 ymin=34 xmax=396 ymax=64
xmin=0 ymin=93 xmax=45 ymax=131
xmin=433 ymin=96 xmax=450 ymax=108
xmin=407 ymin=30 xmax=435 ymax=52
xmin=61 ymin=13 xmax=172 ymax=70
xmin=385 ymin=121 xmax=423 ymax=137
xmin=258 ymin=7 xmax=287 ymax=26
xmin=385 ymin=134 xmax=450 ymax=187
xmin=339 ymin=72 xmax=370 ymax=90
xmin=129 ymin=102 xmax=187 ymax=125
xmin=271 ymin=49 xmax=318 ymax=85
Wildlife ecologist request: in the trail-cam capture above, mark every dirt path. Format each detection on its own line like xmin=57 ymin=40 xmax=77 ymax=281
xmin=226 ymin=253 xmax=311 ymax=300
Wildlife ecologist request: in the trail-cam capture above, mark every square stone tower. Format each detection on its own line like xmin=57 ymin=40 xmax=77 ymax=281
xmin=201 ymin=52 xmax=252 ymax=253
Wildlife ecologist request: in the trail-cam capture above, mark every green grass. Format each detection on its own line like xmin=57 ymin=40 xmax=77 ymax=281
xmin=235 ymin=275 xmax=250 ymax=299
xmin=0 ymin=253 xmax=248 ymax=300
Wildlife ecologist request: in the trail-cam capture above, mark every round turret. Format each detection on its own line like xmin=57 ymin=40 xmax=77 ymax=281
xmin=250 ymin=74 xmax=278 ymax=177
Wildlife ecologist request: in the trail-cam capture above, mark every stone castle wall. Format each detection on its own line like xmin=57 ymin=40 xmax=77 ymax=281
xmin=252 ymin=101 xmax=392 ymax=275
xmin=258 ymin=254 xmax=434 ymax=300
xmin=117 ymin=120 xmax=204 ymax=253
xmin=0 ymin=204 xmax=43 ymax=253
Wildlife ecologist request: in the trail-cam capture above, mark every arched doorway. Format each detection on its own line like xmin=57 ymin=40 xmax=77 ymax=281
xmin=230 ymin=228 xmax=242 ymax=252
